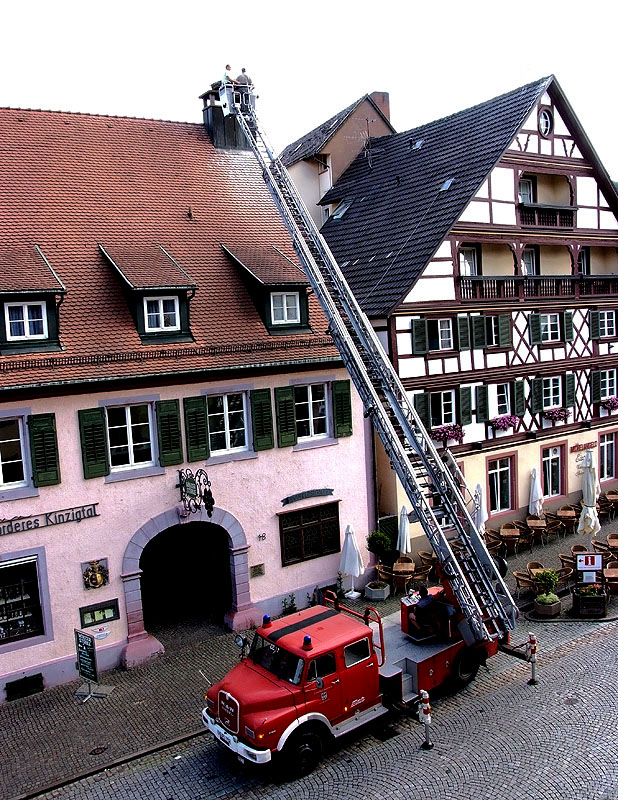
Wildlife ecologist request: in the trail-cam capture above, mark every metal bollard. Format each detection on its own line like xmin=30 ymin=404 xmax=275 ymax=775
xmin=419 ymin=689 xmax=434 ymax=750
xmin=526 ymin=632 xmax=538 ymax=685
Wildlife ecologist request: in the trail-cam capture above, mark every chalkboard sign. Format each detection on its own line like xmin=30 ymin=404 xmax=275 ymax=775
xmin=75 ymin=629 xmax=98 ymax=684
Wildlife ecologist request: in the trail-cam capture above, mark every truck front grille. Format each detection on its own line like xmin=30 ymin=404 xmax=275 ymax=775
xmin=218 ymin=690 xmax=239 ymax=733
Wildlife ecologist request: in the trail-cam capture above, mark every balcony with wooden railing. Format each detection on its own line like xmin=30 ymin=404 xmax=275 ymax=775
xmin=459 ymin=274 xmax=618 ymax=302
xmin=518 ymin=203 xmax=575 ymax=229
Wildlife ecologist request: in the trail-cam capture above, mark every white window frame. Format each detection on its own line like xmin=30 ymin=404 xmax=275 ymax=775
xmin=106 ymin=404 xmax=155 ymax=471
xmin=0 ymin=417 xmax=27 ymax=488
xmin=496 ymin=384 xmax=510 ymax=416
xmin=521 ymin=248 xmax=537 ymax=276
xmin=427 ymin=318 xmax=453 ymax=351
xmin=270 ymin=292 xmax=301 ymax=325
xmin=542 ymin=446 xmax=562 ymax=497
xmin=143 ymin=296 xmax=180 ymax=333
xmin=600 ymin=433 xmax=615 ymax=481
xmin=294 ymin=383 xmax=329 ymax=441
xmin=488 ymin=457 xmax=512 ymax=513
xmin=599 ymin=311 xmax=616 ymax=339
xmin=518 ymin=179 xmax=534 ymax=204
xmin=486 ymin=316 xmax=500 ymax=347
xmin=431 ymin=389 xmax=456 ymax=427
xmin=459 ymin=247 xmax=478 ymax=277
xmin=5 ymin=302 xmax=48 ymax=341
xmin=540 ymin=313 xmax=561 ymax=343
xmin=542 ymin=377 xmax=562 ymax=409
xmin=538 ymin=109 xmax=553 ymax=138
xmin=207 ymin=392 xmax=249 ymax=455
xmin=600 ymin=369 xmax=617 ymax=400
xmin=577 ymin=249 xmax=590 ymax=276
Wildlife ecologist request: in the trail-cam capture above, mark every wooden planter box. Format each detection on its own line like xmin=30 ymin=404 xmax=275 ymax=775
xmin=572 ymin=592 xmax=608 ymax=618
xmin=365 ymin=583 xmax=390 ymax=601
xmin=534 ymin=599 xmax=561 ymax=618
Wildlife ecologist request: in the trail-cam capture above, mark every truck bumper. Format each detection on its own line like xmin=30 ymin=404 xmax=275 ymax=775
xmin=202 ymin=709 xmax=272 ymax=764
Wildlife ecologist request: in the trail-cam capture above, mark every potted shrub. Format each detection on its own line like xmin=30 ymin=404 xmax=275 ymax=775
xmin=572 ymin=582 xmax=608 ymax=618
xmin=533 ymin=569 xmax=561 ymax=617
xmin=366 ymin=529 xmax=398 ymax=567
xmin=364 ymin=580 xmax=390 ymax=601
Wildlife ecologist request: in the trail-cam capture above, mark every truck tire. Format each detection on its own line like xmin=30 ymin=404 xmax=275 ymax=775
xmin=282 ymin=729 xmax=323 ymax=776
xmin=452 ymin=648 xmax=481 ymax=688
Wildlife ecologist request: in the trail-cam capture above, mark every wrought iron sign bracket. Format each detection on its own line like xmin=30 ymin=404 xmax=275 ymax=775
xmin=177 ymin=468 xmax=215 ymax=517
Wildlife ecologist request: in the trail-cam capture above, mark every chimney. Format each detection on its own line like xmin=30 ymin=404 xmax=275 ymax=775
xmin=370 ymin=91 xmax=390 ymax=122
xmin=199 ymin=87 xmax=250 ymax=151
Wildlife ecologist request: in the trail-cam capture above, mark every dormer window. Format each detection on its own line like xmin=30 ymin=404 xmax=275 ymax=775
xmin=144 ymin=296 xmax=180 ymax=332
xmin=271 ymin=292 xmax=300 ymax=325
xmin=5 ymin=302 xmax=48 ymax=341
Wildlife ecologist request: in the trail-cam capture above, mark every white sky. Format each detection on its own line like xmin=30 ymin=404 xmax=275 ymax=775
xmin=2 ymin=1 xmax=617 ymax=176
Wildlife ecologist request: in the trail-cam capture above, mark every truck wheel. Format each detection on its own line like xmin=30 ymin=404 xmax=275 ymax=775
xmin=283 ymin=730 xmax=323 ymax=776
xmin=452 ymin=649 xmax=480 ymax=687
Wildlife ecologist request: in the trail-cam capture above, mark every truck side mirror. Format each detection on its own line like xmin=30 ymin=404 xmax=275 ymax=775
xmin=234 ymin=634 xmax=249 ymax=658
xmin=315 ymin=677 xmax=324 ymax=689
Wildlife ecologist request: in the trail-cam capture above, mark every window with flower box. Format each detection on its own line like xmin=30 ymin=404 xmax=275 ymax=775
xmin=591 ymin=370 xmax=618 ymax=406
xmin=279 ymin=502 xmax=340 ymax=566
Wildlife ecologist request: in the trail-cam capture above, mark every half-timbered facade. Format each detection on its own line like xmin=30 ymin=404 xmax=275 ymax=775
xmin=0 ymin=99 xmax=374 ymax=700
xmin=295 ymin=76 xmax=618 ymax=542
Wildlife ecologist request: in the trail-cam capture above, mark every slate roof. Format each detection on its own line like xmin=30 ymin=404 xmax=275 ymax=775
xmin=222 ymin=245 xmax=309 ymax=285
xmin=280 ymin=94 xmax=394 ymax=167
xmin=319 ymin=77 xmax=555 ymax=317
xmin=0 ymin=108 xmax=338 ymax=391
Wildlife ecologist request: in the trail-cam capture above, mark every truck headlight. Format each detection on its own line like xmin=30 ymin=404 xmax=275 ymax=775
xmin=206 ymin=697 xmax=215 ymax=711
xmin=244 ymin=726 xmax=255 ymax=739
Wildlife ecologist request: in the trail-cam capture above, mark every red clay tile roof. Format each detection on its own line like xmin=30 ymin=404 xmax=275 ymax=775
xmin=222 ymin=244 xmax=308 ymax=285
xmin=0 ymin=108 xmax=338 ymax=391
xmin=99 ymin=243 xmax=196 ymax=289
xmin=0 ymin=244 xmax=65 ymax=293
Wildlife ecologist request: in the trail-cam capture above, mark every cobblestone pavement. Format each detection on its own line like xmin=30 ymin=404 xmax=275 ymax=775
xmin=3 ymin=516 xmax=617 ymax=800
xmin=27 ymin=616 xmax=618 ymax=800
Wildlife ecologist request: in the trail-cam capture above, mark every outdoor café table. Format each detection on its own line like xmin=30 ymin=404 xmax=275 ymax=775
xmin=527 ymin=518 xmax=547 ymax=529
xmin=529 ymin=568 xmax=546 ymax=577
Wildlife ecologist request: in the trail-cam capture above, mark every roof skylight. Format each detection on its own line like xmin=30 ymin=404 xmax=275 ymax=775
xmin=331 ymin=199 xmax=353 ymax=219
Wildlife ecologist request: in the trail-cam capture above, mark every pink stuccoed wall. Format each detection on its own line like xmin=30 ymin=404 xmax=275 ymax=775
xmin=0 ymin=367 xmax=375 ymax=694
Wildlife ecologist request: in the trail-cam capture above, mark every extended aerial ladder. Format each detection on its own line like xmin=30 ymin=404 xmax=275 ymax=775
xmin=221 ymin=85 xmax=517 ymax=644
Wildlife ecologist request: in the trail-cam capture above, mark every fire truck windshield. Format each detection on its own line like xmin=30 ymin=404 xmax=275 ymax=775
xmin=249 ymin=635 xmax=305 ymax=685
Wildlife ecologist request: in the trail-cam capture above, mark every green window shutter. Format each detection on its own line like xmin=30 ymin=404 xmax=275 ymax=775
xmin=562 ymin=312 xmax=574 ymax=342
xmin=183 ymin=396 xmax=209 ymax=462
xmin=511 ymin=381 xmax=526 ymax=417
xmin=471 ymin=316 xmax=486 ymax=349
xmin=529 ymin=313 xmax=542 ymax=345
xmin=590 ymin=371 xmax=601 ymax=405
xmin=530 ymin=378 xmax=544 ymax=413
xmin=475 ymin=386 xmax=489 ymax=423
xmin=156 ymin=399 xmax=183 ymax=466
xmin=411 ymin=319 xmax=428 ymax=355
xmin=458 ymin=387 xmax=472 ymax=426
xmin=275 ymin=386 xmax=297 ymax=447
xmin=414 ymin=392 xmax=431 ymax=430
xmin=332 ymin=380 xmax=353 ymax=438
xmin=457 ymin=316 xmax=470 ymax=350
xmin=498 ymin=315 xmax=512 ymax=348
xmin=563 ymin=373 xmax=575 ymax=408
xmin=78 ymin=408 xmax=109 ymax=479
xmin=250 ymin=389 xmax=274 ymax=450
xmin=28 ymin=413 xmax=61 ymax=487
xmin=589 ymin=310 xmax=600 ymax=341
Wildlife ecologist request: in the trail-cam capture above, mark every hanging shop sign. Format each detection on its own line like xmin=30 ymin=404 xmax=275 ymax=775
xmin=0 ymin=503 xmax=100 ymax=537
xmin=177 ymin=469 xmax=215 ymax=517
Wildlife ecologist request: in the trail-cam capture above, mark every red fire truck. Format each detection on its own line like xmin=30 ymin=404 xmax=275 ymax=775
xmin=203 ymin=589 xmax=502 ymax=774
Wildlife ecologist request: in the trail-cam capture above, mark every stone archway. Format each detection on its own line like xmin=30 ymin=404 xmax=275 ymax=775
xmin=120 ymin=506 xmax=262 ymax=669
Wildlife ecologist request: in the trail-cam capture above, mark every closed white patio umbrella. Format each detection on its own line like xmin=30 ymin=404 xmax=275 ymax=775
xmin=339 ymin=524 xmax=364 ymax=599
xmin=577 ymin=450 xmax=601 ymax=536
xmin=473 ymin=483 xmax=488 ymax=537
xmin=528 ymin=468 xmax=544 ymax=517
xmin=397 ymin=505 xmax=412 ymax=557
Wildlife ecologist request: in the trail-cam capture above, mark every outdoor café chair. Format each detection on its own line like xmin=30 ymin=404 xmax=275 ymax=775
xmin=512 ymin=571 xmax=536 ymax=599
